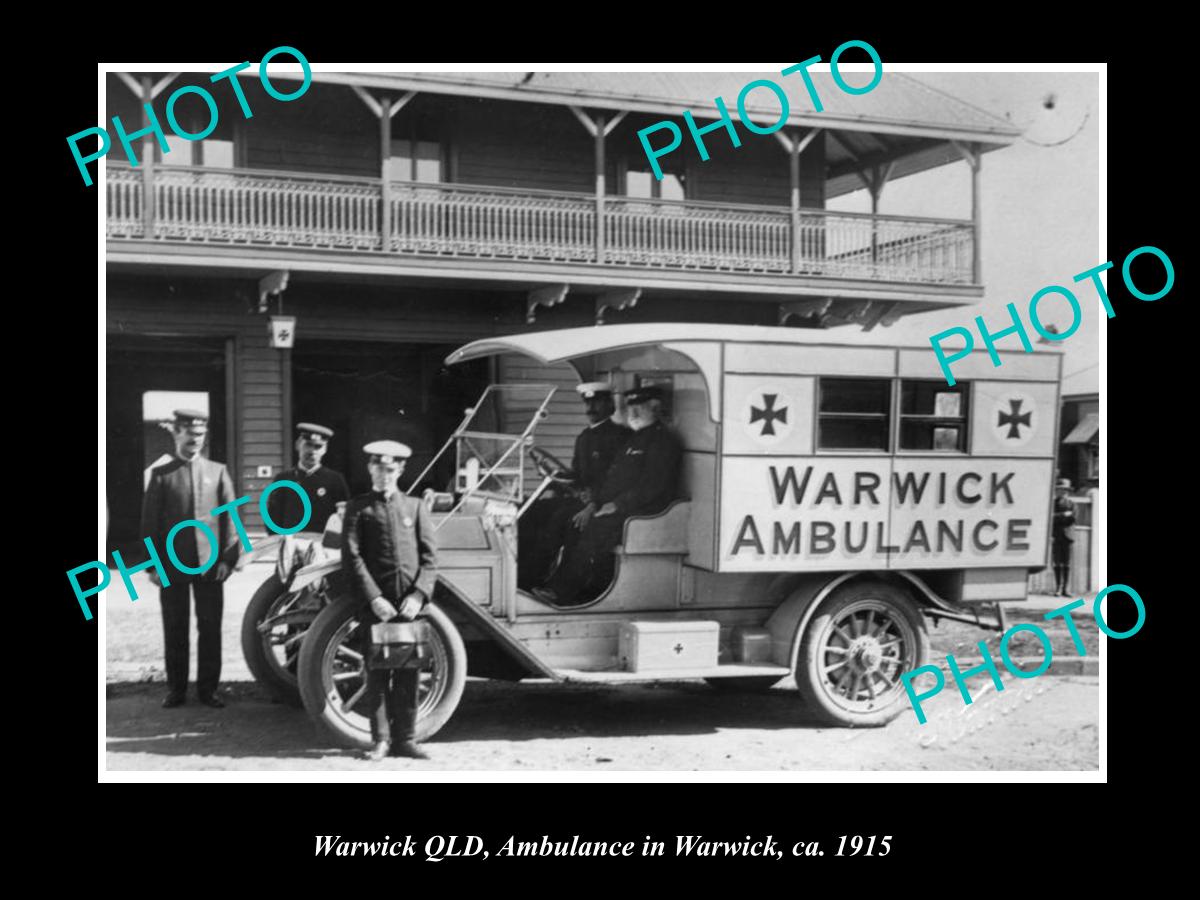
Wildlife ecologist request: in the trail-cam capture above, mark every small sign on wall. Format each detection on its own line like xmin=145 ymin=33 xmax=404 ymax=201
xmin=269 ymin=316 xmax=296 ymax=349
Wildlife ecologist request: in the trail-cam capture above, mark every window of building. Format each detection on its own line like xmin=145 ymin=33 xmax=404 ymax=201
xmin=1086 ymin=443 xmax=1099 ymax=481
xmin=199 ymin=140 xmax=234 ymax=168
xmin=899 ymin=380 xmax=969 ymax=451
xmin=388 ymin=139 xmax=443 ymax=183
xmin=817 ymin=378 xmax=891 ymax=451
xmin=624 ymin=163 xmax=685 ymax=201
xmin=158 ymin=133 xmax=195 ymax=166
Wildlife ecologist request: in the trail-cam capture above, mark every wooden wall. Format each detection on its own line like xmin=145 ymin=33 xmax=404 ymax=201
xmin=452 ymin=98 xmax=595 ymax=192
xmin=496 ymin=354 xmax=588 ymax=487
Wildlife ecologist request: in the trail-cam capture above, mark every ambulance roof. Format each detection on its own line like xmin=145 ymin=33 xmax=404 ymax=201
xmin=447 ymin=323 xmax=1057 ymax=366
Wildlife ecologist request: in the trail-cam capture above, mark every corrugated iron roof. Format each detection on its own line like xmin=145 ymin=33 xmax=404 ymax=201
xmin=310 ymin=70 xmax=1020 ymax=144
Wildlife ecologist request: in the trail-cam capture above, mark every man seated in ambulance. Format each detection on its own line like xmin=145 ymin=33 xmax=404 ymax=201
xmin=518 ymin=381 xmax=630 ymax=588
xmin=532 ymin=385 xmax=682 ymax=607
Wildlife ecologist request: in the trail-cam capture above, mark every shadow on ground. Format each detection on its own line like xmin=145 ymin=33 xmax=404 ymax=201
xmin=106 ymin=677 xmax=831 ymax=760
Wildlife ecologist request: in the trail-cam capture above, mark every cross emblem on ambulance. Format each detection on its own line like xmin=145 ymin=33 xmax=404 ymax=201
xmin=991 ymin=390 xmax=1037 ymax=447
xmin=742 ymin=384 xmax=795 ymax=446
xmin=997 ymin=398 xmax=1032 ymax=439
xmin=750 ymin=394 xmax=788 ymax=436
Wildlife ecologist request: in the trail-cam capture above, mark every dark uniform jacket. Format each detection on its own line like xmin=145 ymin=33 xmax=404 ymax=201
xmin=594 ymin=420 xmax=683 ymax=517
xmin=1052 ymin=495 xmax=1076 ymax=542
xmin=268 ymin=465 xmax=349 ymax=532
xmin=569 ymin=418 xmax=631 ymax=495
xmin=141 ymin=455 xmax=241 ymax=575
xmin=342 ymin=490 xmax=438 ymax=621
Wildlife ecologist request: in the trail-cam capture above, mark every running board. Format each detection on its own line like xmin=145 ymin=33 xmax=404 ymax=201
xmin=555 ymin=663 xmax=790 ymax=684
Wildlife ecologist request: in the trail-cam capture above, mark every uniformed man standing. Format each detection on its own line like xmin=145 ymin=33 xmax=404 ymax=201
xmin=342 ymin=440 xmax=438 ymax=761
xmin=534 ymin=386 xmax=682 ymax=607
xmin=267 ymin=423 xmax=349 ymax=533
xmin=1051 ymin=477 xmax=1076 ymax=596
xmin=141 ymin=410 xmax=241 ymax=708
xmin=518 ymin=382 xmax=629 ymax=587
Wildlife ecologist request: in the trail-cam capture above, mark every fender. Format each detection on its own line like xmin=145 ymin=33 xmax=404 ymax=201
xmin=434 ymin=578 xmax=559 ymax=681
xmin=764 ymin=570 xmax=955 ymax=672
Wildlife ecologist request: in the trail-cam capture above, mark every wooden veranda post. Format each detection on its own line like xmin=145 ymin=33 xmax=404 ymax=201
xmin=789 ymin=132 xmax=800 ymax=272
xmin=115 ymin=72 xmax=176 ymax=240
xmin=952 ymin=140 xmax=983 ymax=283
xmin=971 ymin=143 xmax=982 ymax=283
xmin=353 ymin=87 xmax=417 ymax=252
xmin=595 ymin=114 xmax=606 ymax=264
xmin=773 ymin=128 xmax=821 ymax=275
xmin=569 ymin=107 xmax=627 ymax=266
xmin=140 ymin=76 xmax=155 ymax=238
xmin=380 ymin=96 xmax=392 ymax=251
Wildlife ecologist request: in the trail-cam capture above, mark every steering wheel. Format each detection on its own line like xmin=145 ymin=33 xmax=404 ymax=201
xmin=529 ymin=446 xmax=572 ymax=483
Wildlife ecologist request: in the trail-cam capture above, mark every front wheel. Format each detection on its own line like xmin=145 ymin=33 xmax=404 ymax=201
xmin=297 ymin=594 xmax=468 ymax=749
xmin=794 ymin=581 xmax=928 ymax=727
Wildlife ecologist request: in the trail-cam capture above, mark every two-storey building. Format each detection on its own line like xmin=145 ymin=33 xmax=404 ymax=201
xmin=104 ymin=69 xmax=1018 ymax=547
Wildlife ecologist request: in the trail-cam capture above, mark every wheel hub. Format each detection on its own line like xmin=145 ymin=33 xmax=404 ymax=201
xmin=848 ymin=635 xmax=883 ymax=673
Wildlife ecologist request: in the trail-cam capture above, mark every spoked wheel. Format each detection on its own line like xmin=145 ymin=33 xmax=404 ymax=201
xmin=241 ymin=574 xmax=324 ymax=707
xmin=795 ymin=581 xmax=928 ymax=726
xmin=297 ymin=595 xmax=467 ymax=749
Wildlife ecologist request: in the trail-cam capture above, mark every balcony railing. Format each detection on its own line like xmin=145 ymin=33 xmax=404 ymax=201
xmin=107 ymin=164 xmax=976 ymax=285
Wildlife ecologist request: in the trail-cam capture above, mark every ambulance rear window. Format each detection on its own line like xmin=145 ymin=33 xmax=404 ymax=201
xmin=899 ymin=380 xmax=969 ymax=451
xmin=817 ymin=378 xmax=891 ymax=451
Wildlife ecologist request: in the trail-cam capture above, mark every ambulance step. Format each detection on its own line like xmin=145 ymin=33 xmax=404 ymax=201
xmin=555 ymin=663 xmax=790 ymax=684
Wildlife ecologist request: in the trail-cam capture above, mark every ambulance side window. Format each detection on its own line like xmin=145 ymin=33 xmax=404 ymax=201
xmin=899 ymin=380 xmax=969 ymax=452
xmin=817 ymin=378 xmax=891 ymax=451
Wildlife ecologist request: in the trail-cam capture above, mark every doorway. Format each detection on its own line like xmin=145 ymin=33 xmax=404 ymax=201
xmin=106 ymin=335 xmax=230 ymax=556
xmin=291 ymin=340 xmax=489 ymax=496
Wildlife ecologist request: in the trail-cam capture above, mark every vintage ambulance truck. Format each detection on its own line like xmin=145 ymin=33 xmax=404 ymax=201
xmin=242 ymin=323 xmax=1062 ymax=748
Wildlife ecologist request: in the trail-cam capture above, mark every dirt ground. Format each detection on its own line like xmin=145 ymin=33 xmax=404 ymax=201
xmin=104 ymin=568 xmax=1100 ymax=773
xmin=106 ymin=674 xmax=1098 ymax=772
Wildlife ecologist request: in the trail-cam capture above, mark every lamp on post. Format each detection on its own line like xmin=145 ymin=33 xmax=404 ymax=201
xmin=258 ymin=270 xmax=295 ymax=349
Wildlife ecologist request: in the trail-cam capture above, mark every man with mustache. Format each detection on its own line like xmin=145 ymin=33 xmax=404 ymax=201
xmin=267 ymin=422 xmax=349 ymax=536
xmin=533 ymin=386 xmax=682 ymax=607
xmin=519 ymin=381 xmax=629 ymax=588
xmin=141 ymin=409 xmax=241 ymax=708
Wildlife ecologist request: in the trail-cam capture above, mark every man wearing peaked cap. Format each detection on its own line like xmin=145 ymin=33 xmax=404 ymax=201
xmin=534 ymin=384 xmax=681 ymax=607
xmin=342 ymin=439 xmax=438 ymax=760
xmin=1051 ymin=477 xmax=1076 ymax=596
xmin=141 ymin=409 xmax=241 ymax=709
xmin=268 ymin=422 xmax=350 ymax=535
xmin=517 ymin=380 xmax=630 ymax=589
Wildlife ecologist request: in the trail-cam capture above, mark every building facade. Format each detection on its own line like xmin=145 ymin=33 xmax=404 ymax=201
xmin=104 ymin=69 xmax=1018 ymax=549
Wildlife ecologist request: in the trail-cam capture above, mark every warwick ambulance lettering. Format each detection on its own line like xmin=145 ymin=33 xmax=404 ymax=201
xmin=723 ymin=460 xmax=1047 ymax=571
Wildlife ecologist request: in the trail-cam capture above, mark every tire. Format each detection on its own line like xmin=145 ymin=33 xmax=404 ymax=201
xmin=240 ymin=574 xmax=314 ymax=707
xmin=794 ymin=580 xmax=929 ymax=727
xmin=297 ymin=594 xmax=468 ymax=749
xmin=704 ymin=676 xmax=783 ymax=693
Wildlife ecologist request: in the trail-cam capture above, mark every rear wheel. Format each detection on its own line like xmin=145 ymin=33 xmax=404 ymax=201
xmin=240 ymin=574 xmax=322 ymax=707
xmin=794 ymin=581 xmax=928 ymax=727
xmin=297 ymin=594 xmax=467 ymax=749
